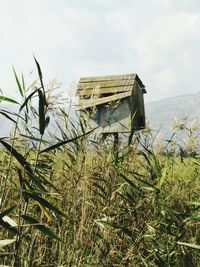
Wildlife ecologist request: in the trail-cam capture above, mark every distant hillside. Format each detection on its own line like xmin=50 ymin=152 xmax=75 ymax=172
xmin=0 ymin=103 xmax=77 ymax=138
xmin=145 ymin=92 xmax=200 ymax=135
xmin=0 ymin=104 xmax=16 ymax=137
xmin=1 ymin=92 xmax=200 ymax=138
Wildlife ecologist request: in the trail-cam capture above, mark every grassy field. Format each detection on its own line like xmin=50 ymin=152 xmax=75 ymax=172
xmin=0 ymin=61 xmax=200 ymax=266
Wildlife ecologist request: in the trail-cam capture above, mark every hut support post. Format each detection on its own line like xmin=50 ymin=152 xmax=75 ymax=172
xmin=113 ymin=133 xmax=119 ymax=160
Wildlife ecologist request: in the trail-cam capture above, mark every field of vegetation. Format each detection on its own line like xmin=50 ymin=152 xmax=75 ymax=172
xmin=0 ymin=60 xmax=200 ymax=266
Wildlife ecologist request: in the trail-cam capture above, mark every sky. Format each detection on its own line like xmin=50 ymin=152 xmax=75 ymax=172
xmin=0 ymin=0 xmax=200 ymax=103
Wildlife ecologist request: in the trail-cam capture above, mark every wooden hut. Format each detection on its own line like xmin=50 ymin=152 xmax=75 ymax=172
xmin=76 ymin=73 xmax=146 ymax=133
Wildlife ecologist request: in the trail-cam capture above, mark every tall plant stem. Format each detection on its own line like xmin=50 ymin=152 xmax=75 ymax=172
xmin=0 ymin=111 xmax=21 ymax=211
xmin=12 ymin=136 xmax=43 ymax=267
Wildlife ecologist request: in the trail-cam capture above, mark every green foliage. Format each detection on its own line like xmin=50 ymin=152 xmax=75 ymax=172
xmin=21 ymin=214 xmax=61 ymax=241
xmin=0 ymin=96 xmax=19 ymax=104
xmin=0 ymin=59 xmax=199 ymax=266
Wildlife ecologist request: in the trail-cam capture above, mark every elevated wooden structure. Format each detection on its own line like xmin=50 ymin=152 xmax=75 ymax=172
xmin=76 ymin=73 xmax=146 ymax=133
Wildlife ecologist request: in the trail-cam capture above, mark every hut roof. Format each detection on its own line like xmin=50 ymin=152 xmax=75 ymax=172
xmin=76 ymin=73 xmax=146 ymax=110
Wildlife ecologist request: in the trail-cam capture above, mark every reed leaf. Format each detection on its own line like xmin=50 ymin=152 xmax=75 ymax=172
xmin=0 ymin=239 xmax=16 ymax=248
xmin=12 ymin=67 xmax=24 ymax=97
xmin=0 ymin=96 xmax=19 ymax=105
xmin=34 ymin=56 xmax=45 ymax=94
xmin=21 ymin=214 xmax=61 ymax=241
xmin=22 ymin=73 xmax=25 ymax=92
xmin=0 ymin=111 xmax=17 ymax=124
xmin=0 ymin=205 xmax=17 ymax=219
xmin=38 ymin=89 xmax=46 ymax=135
xmin=177 ymin=241 xmax=200 ymax=250
xmin=20 ymin=134 xmax=50 ymax=144
xmin=40 ymin=128 xmax=96 ymax=153
xmin=0 ymin=219 xmax=19 ymax=235
xmin=0 ymin=138 xmax=32 ymax=174
xmin=24 ymin=192 xmax=68 ymax=219
xmin=19 ymin=88 xmax=40 ymax=112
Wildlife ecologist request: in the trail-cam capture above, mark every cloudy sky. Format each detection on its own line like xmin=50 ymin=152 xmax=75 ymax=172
xmin=0 ymin=0 xmax=200 ymax=103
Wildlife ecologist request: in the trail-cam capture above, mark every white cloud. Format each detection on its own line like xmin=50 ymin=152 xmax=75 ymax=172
xmin=0 ymin=0 xmax=199 ymax=102
xmin=151 ymin=0 xmax=171 ymax=10
xmin=153 ymin=69 xmax=178 ymax=94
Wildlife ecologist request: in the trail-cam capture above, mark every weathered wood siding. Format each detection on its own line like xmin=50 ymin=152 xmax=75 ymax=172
xmin=80 ymin=99 xmax=131 ymax=133
xmin=77 ymin=74 xmax=146 ymax=133
xmin=130 ymin=81 xmax=146 ymax=129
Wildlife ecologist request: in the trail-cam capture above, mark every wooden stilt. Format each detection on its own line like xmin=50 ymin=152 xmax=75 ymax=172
xmin=113 ymin=133 xmax=119 ymax=160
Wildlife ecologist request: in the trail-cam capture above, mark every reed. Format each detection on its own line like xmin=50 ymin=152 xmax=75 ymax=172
xmin=0 ymin=59 xmax=199 ymax=266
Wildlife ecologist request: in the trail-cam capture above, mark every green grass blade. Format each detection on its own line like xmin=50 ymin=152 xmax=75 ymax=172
xmin=0 ymin=205 xmax=17 ymax=219
xmin=20 ymin=88 xmax=40 ymax=111
xmin=12 ymin=67 xmax=24 ymax=97
xmin=38 ymin=89 xmax=46 ymax=135
xmin=159 ymin=157 xmax=170 ymax=188
xmin=0 ymin=138 xmax=32 ymax=174
xmin=189 ymin=202 xmax=200 ymax=206
xmin=0 ymin=111 xmax=17 ymax=124
xmin=187 ymin=216 xmax=200 ymax=221
xmin=21 ymin=214 xmax=61 ymax=241
xmin=40 ymin=128 xmax=97 ymax=153
xmin=36 ymin=174 xmax=63 ymax=195
xmin=0 ymin=239 xmax=16 ymax=248
xmin=34 ymin=56 xmax=44 ymax=92
xmin=118 ymin=172 xmax=141 ymax=191
xmin=0 ymin=218 xmax=19 ymax=235
xmin=22 ymin=73 xmax=25 ymax=92
xmin=177 ymin=241 xmax=200 ymax=250
xmin=24 ymin=192 xmax=68 ymax=219
xmin=20 ymin=134 xmax=50 ymax=144
xmin=0 ymin=96 xmax=19 ymax=104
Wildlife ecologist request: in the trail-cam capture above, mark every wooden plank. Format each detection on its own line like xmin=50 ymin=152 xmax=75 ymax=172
xmin=77 ymin=85 xmax=133 ymax=96
xmin=83 ymin=117 xmax=132 ymax=133
xmin=76 ymin=91 xmax=132 ymax=110
xmin=77 ymin=80 xmax=135 ymax=90
xmin=80 ymin=91 xmax=132 ymax=105
xmin=79 ymin=73 xmax=136 ymax=83
xmin=100 ymin=117 xmax=131 ymax=133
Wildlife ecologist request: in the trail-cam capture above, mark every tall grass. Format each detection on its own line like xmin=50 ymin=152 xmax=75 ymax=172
xmin=0 ymin=60 xmax=200 ymax=266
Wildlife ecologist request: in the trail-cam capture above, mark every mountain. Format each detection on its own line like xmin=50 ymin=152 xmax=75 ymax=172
xmin=145 ymin=92 xmax=200 ymax=135
xmin=0 ymin=103 xmax=78 ymax=139
xmin=0 ymin=104 xmax=17 ymax=137
xmin=1 ymin=92 xmax=200 ymax=138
